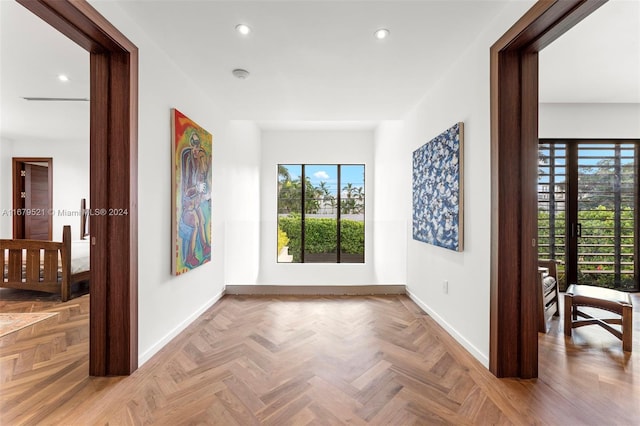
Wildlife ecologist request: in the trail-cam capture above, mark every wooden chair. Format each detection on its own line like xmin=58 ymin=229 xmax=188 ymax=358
xmin=538 ymin=259 xmax=560 ymax=333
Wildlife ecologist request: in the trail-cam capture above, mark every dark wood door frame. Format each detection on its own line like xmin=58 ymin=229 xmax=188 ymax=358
xmin=12 ymin=157 xmax=53 ymax=239
xmin=17 ymin=0 xmax=138 ymax=376
xmin=490 ymin=0 xmax=607 ymax=378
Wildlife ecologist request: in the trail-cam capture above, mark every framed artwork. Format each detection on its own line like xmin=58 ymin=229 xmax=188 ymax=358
xmin=171 ymin=108 xmax=213 ymax=275
xmin=412 ymin=122 xmax=464 ymax=252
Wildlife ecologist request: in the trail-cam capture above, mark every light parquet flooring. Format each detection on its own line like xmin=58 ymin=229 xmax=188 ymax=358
xmin=0 ymin=290 xmax=91 ymax=425
xmin=0 ymin=291 xmax=639 ymax=425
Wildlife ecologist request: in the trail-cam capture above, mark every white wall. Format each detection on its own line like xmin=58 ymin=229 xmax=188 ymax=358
xmin=540 ymin=103 xmax=640 ymax=138
xmin=257 ymin=128 xmax=376 ymax=285
xmin=224 ymin=121 xmax=261 ymax=286
xmin=373 ymin=121 xmax=407 ymax=284
xmin=375 ymin=1 xmax=536 ymax=366
xmin=0 ymin=137 xmax=13 ymax=238
xmin=0 ymin=137 xmax=89 ymax=241
xmin=91 ymin=1 xmax=233 ymax=365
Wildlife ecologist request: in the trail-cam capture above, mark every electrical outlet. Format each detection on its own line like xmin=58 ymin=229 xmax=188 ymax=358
xmin=443 ymin=280 xmax=448 ymax=294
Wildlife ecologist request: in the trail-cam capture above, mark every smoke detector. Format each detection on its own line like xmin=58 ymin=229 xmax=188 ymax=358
xmin=232 ymin=69 xmax=250 ymax=79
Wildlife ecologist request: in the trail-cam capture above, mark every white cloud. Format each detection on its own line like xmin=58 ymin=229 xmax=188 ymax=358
xmin=313 ymin=171 xmax=330 ymax=180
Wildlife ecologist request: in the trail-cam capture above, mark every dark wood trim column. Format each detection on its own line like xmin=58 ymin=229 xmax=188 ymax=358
xmin=490 ymin=0 xmax=607 ymax=378
xmin=89 ymin=51 xmax=109 ymax=375
xmin=17 ymin=0 xmax=138 ymax=376
xmin=519 ymin=50 xmax=540 ymax=379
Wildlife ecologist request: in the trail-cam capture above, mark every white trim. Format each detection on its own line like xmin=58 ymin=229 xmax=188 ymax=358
xmin=138 ymin=290 xmax=225 ymax=366
xmin=405 ymin=286 xmax=489 ymax=368
xmin=225 ymin=284 xmax=405 ymax=295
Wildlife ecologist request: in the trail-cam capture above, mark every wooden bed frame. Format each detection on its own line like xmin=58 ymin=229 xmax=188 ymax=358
xmin=1 ymin=224 xmax=90 ymax=302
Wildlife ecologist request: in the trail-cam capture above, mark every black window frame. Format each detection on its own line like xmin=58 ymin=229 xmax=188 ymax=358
xmin=277 ymin=163 xmax=365 ymax=264
xmin=538 ymin=139 xmax=639 ymax=291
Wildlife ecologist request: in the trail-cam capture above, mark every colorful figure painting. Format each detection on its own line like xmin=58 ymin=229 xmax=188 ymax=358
xmin=412 ymin=122 xmax=464 ymax=252
xmin=172 ymin=108 xmax=213 ymax=275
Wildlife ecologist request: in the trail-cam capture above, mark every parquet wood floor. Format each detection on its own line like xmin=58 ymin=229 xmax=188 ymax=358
xmin=0 ymin=290 xmax=638 ymax=425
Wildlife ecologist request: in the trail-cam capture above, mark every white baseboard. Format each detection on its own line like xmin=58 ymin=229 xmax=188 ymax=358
xmin=405 ymin=287 xmax=489 ymax=368
xmin=225 ymin=284 xmax=405 ymax=295
xmin=138 ymin=289 xmax=225 ymax=366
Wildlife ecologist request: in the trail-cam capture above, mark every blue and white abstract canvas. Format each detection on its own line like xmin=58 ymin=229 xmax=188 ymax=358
xmin=412 ymin=122 xmax=464 ymax=251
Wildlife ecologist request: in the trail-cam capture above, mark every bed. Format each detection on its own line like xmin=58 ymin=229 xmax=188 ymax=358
xmin=1 ymin=225 xmax=90 ymax=302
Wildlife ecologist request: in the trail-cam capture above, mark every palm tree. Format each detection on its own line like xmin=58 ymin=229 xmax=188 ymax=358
xmin=318 ymin=181 xmax=329 ymax=195
xmin=318 ymin=181 xmax=331 ymax=214
xmin=328 ymin=195 xmax=337 ymax=215
xmin=354 ymin=186 xmax=365 ymax=214
xmin=278 ymin=179 xmax=301 ymax=214
xmin=277 ymin=165 xmax=292 ymax=195
xmin=304 ymin=178 xmax=320 ymax=214
xmin=278 ymin=165 xmax=291 ymax=182
xmin=341 ymin=183 xmax=355 ymax=214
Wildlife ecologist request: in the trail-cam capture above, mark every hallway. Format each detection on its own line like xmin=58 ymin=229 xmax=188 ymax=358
xmin=1 ymin=292 xmax=638 ymax=424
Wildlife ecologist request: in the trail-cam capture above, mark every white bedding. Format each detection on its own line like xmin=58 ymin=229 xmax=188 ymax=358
xmin=71 ymin=240 xmax=90 ymax=274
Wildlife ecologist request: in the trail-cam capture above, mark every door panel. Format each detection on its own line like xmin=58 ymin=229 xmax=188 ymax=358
xmin=12 ymin=158 xmax=52 ymax=240
xmin=24 ymin=164 xmax=51 ymax=240
xmin=576 ymin=143 xmax=636 ymax=290
xmin=537 ymin=142 xmax=567 ymax=289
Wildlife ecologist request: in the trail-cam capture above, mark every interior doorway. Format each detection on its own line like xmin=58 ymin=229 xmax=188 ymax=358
xmin=490 ymin=0 xmax=609 ymax=379
xmin=12 ymin=157 xmax=53 ymax=240
xmin=17 ymin=0 xmax=139 ymax=376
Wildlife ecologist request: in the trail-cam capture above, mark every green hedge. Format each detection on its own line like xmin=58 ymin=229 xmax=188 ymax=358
xmin=538 ymin=206 xmax=635 ymax=289
xmin=538 ymin=207 xmax=634 ymax=258
xmin=278 ymin=215 xmax=364 ymax=262
xmin=340 ymin=221 xmax=365 ymax=254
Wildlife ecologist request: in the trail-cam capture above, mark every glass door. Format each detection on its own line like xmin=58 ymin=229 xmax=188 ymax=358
xmin=538 ymin=142 xmax=567 ymax=289
xmin=539 ymin=140 xmax=638 ymax=291
xmin=574 ymin=143 xmax=637 ymax=290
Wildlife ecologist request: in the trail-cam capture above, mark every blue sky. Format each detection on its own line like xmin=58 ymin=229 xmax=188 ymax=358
xmin=280 ymin=164 xmax=364 ymax=195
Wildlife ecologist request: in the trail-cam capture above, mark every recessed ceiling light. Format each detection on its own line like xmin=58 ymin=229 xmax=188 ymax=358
xmin=58 ymin=74 xmax=69 ymax=82
xmin=232 ymin=69 xmax=250 ymax=79
xmin=374 ymin=28 xmax=390 ymax=40
xmin=235 ymin=24 xmax=251 ymax=36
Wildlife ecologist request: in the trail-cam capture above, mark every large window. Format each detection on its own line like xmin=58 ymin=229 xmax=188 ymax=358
xmin=538 ymin=140 xmax=639 ymax=291
xmin=277 ymin=164 xmax=365 ymax=263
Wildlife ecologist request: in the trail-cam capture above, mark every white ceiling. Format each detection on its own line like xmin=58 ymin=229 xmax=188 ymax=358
xmin=539 ymin=0 xmax=640 ymax=103
xmin=0 ymin=0 xmax=89 ymax=143
xmin=116 ymin=0 xmax=509 ymax=121
xmin=0 ymin=0 xmax=638 ymax=143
